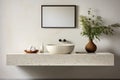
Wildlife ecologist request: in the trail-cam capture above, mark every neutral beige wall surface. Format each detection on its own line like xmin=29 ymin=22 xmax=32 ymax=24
xmin=0 ymin=0 xmax=120 ymax=79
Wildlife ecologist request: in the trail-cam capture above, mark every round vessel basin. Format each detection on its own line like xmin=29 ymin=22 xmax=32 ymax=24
xmin=46 ymin=44 xmax=74 ymax=54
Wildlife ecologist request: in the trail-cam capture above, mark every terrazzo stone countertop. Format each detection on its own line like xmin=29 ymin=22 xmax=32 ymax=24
xmin=6 ymin=52 xmax=114 ymax=66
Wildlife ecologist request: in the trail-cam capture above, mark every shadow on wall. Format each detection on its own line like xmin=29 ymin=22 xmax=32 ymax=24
xmin=18 ymin=29 xmax=120 ymax=79
xmin=19 ymin=66 xmax=117 ymax=79
xmin=108 ymin=28 xmax=120 ymax=65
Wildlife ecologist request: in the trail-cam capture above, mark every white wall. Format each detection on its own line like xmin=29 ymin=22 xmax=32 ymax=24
xmin=0 ymin=0 xmax=120 ymax=79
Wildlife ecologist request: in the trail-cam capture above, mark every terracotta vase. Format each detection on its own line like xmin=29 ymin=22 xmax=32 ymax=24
xmin=85 ymin=39 xmax=97 ymax=53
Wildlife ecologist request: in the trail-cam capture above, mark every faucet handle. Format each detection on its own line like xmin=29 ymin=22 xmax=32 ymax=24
xmin=59 ymin=39 xmax=62 ymax=42
xmin=63 ymin=39 xmax=66 ymax=42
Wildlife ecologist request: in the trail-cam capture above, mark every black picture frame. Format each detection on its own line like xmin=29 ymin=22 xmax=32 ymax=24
xmin=41 ymin=5 xmax=76 ymax=28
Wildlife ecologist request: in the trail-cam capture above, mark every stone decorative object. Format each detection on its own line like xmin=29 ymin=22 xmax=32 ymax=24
xmin=24 ymin=46 xmax=39 ymax=53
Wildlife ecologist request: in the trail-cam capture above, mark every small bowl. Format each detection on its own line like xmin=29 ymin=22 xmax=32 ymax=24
xmin=24 ymin=50 xmax=39 ymax=54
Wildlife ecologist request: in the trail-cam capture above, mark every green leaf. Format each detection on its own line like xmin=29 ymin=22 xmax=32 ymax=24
xmin=80 ymin=9 xmax=120 ymax=41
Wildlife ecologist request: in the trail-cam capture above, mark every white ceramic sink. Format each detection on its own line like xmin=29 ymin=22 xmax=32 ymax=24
xmin=46 ymin=44 xmax=74 ymax=54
